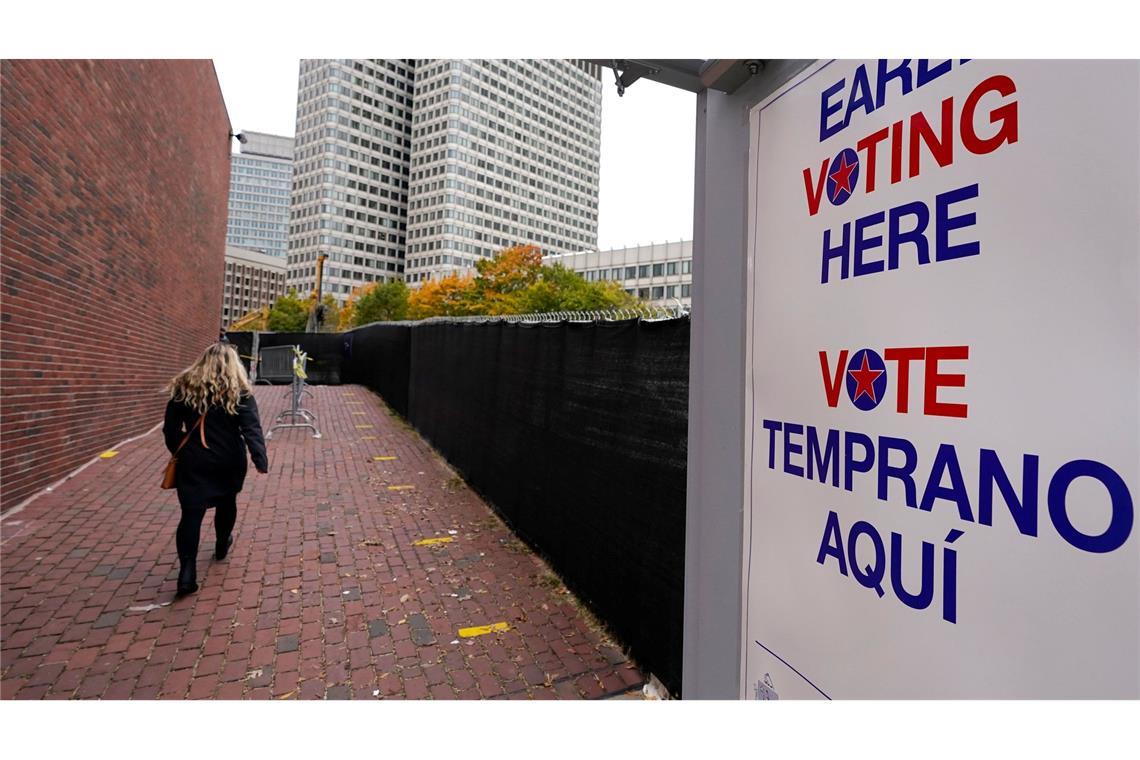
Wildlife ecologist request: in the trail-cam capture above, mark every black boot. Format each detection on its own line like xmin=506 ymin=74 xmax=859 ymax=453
xmin=176 ymin=561 xmax=198 ymax=597
xmin=215 ymin=534 xmax=234 ymax=561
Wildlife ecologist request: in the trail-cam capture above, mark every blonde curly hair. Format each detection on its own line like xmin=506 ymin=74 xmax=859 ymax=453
xmin=166 ymin=343 xmax=251 ymax=415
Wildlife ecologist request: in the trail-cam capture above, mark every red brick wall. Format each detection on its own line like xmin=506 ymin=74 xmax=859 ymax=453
xmin=1 ymin=60 xmax=232 ymax=513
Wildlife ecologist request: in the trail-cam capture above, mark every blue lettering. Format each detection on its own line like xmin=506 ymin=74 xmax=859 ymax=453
xmin=853 ymin=211 xmax=886 ymax=277
xmin=783 ymin=422 xmax=805 ymax=477
xmin=875 ymin=59 xmax=913 ymax=109
xmin=916 ymin=59 xmax=953 ymax=87
xmin=821 ymin=223 xmax=850 ymax=284
xmin=1048 ymin=460 xmax=1134 ymax=554
xmin=844 ymin=432 xmax=875 ymax=491
xmin=979 ymin=449 xmax=1039 ymax=537
xmin=807 ymin=426 xmax=839 ymax=487
xmin=820 ymin=78 xmax=846 ymax=142
xmin=935 ymin=183 xmax=980 ymax=262
xmin=816 ymin=510 xmax=848 ymax=575
xmin=845 ymin=65 xmax=875 ymax=127
xmin=890 ymin=531 xmax=935 ymax=610
xmin=762 ymin=419 xmax=782 ymax=470
xmin=878 ymin=436 xmax=918 ymax=507
xmin=920 ymin=443 xmax=975 ymax=522
xmin=887 ymin=200 xmax=930 ymax=270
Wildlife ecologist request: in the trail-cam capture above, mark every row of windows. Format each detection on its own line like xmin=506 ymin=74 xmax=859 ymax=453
xmin=583 ymin=261 xmax=693 ymax=281
xmin=231 ymin=163 xmax=292 ymax=181
xmin=410 ymin=115 xmax=595 ymax=213
xmin=407 ymin=160 xmax=594 ymax=239
xmin=628 ymin=284 xmax=691 ymax=301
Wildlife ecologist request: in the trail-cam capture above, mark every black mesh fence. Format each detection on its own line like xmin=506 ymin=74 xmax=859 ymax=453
xmin=236 ymin=318 xmax=690 ymax=695
xmin=341 ymin=324 xmax=412 ymax=417
xmin=224 ymin=332 xmax=254 ymax=373
xmin=405 ymin=318 xmax=689 ymax=695
xmin=250 ymin=332 xmax=345 ymax=385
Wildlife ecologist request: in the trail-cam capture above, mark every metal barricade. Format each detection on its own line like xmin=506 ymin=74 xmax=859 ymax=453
xmin=266 ymin=346 xmax=321 ymax=439
xmin=255 ymin=345 xmax=297 ymax=385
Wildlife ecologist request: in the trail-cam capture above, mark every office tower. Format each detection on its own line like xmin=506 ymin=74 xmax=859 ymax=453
xmin=287 ymin=59 xmax=415 ymax=301
xmin=405 ymin=59 xmax=603 ymax=284
xmin=225 ymin=131 xmax=293 ymax=258
xmin=287 ymin=60 xmax=603 ymax=301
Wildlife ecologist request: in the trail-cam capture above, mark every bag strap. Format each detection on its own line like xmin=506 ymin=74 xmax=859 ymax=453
xmin=174 ymin=414 xmax=207 ymax=456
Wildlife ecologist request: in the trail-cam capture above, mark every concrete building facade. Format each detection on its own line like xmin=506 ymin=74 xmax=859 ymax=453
xmin=404 ymin=59 xmax=603 ymax=284
xmin=221 ymin=245 xmax=288 ymax=326
xmin=286 ymin=59 xmax=603 ymax=302
xmin=547 ymin=240 xmax=693 ymax=308
xmin=287 ymin=59 xmax=414 ymax=301
xmin=225 ymin=131 xmax=293 ymax=258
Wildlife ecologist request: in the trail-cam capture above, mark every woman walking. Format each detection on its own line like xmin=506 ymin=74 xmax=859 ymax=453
xmin=163 ymin=342 xmax=268 ymax=597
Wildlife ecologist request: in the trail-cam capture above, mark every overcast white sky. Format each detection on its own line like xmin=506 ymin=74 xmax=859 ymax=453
xmin=212 ymin=59 xmax=695 ymax=252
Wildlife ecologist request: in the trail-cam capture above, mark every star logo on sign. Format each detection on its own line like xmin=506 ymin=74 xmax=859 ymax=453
xmin=828 ymin=153 xmax=857 ymax=201
xmin=847 ymin=352 xmax=884 ymax=403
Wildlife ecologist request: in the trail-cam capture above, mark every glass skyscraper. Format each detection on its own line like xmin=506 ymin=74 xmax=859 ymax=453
xmin=225 ymin=131 xmax=293 ymax=259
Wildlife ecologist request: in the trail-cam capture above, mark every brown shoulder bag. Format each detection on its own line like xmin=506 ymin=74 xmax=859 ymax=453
xmin=161 ymin=413 xmax=208 ymax=489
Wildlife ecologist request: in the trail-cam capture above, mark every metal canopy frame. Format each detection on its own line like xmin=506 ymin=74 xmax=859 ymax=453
xmin=588 ymin=59 xmax=763 ymax=95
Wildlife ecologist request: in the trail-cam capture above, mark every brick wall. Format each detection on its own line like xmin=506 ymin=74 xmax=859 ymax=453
xmin=1 ymin=60 xmax=232 ymax=513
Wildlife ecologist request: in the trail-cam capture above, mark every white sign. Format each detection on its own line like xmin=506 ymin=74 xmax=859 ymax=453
xmin=743 ymin=60 xmax=1139 ymax=699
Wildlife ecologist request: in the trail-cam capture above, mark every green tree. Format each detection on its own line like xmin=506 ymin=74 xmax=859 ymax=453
xmin=353 ymin=280 xmax=409 ymax=325
xmin=266 ymin=291 xmax=308 ymax=332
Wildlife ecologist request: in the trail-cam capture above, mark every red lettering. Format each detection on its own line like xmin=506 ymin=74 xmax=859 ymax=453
xmin=856 ymin=127 xmax=889 ymax=194
xmin=803 ymin=159 xmax=829 ymax=216
xmin=909 ymin=96 xmax=955 ymax=178
xmin=889 ymin=120 xmax=904 ymax=185
xmin=884 ymin=347 xmax=925 ymax=414
xmin=924 ymin=345 xmax=969 ymax=418
xmin=961 ymin=75 xmax=1019 ymax=155
xmin=819 ymin=350 xmax=849 ymax=408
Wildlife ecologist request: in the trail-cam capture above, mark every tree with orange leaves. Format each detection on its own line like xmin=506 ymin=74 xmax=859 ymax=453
xmin=407 ymin=273 xmax=478 ymax=319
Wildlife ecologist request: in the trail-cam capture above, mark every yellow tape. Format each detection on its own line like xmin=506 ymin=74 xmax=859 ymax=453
xmin=387 ymin=485 xmax=415 ymax=491
xmin=412 ymin=537 xmax=453 ymax=546
xmin=373 ymin=456 xmax=397 ymax=461
xmin=458 ymin=622 xmax=510 ymax=638
xmin=99 ymin=451 xmax=119 ymax=459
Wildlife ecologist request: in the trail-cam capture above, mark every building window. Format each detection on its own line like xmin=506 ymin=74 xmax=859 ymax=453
xmin=652 ymin=286 xmax=664 ymax=299
xmin=681 ymin=284 xmax=691 ymax=298
xmin=667 ymin=262 xmax=678 ymax=275
xmin=652 ymin=263 xmax=664 ymax=277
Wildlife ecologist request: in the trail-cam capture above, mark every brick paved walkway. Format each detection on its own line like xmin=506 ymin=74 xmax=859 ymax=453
xmin=1 ymin=385 xmax=646 ymax=699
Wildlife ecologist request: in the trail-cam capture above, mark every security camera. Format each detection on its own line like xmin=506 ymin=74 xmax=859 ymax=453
xmin=228 ymin=131 xmax=248 ymax=144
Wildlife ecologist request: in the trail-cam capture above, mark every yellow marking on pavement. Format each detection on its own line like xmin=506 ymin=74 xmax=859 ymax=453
xmin=355 ymin=424 xmax=375 ymax=429
xmin=360 ymin=436 xmax=377 ymax=440
xmin=346 ymin=401 xmax=364 ymax=405
xmin=458 ymin=622 xmax=510 ymax=638
xmin=387 ymin=484 xmax=415 ymax=491
xmin=373 ymin=456 xmax=397 ymax=461
xmin=412 ymin=537 xmax=454 ymax=546
xmin=352 ymin=412 xmax=367 ymax=416
xmin=99 ymin=451 xmax=119 ymax=459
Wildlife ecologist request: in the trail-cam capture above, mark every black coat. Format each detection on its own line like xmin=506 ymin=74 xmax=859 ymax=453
xmin=163 ymin=393 xmax=268 ymax=509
